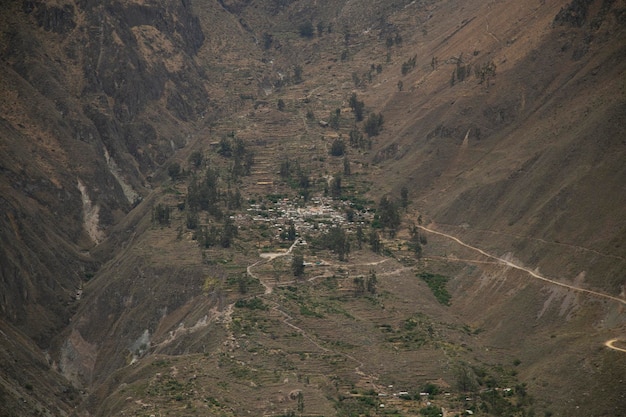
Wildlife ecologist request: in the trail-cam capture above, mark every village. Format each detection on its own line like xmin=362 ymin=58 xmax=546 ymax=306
xmin=240 ymin=195 xmax=374 ymax=244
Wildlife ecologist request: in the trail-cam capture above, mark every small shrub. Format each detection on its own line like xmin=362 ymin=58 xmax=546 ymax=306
xmin=168 ymin=162 xmax=181 ymax=180
xmin=401 ymin=55 xmax=417 ymax=75
xmin=299 ymin=21 xmax=314 ymax=38
xmin=330 ymin=138 xmax=346 ymax=156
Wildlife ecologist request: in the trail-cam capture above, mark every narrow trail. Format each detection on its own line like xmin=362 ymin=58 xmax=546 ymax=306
xmin=418 ymin=224 xmax=626 ymax=306
xmin=247 ymin=238 xmax=303 ymax=294
xmin=245 ymin=245 xmax=393 ymax=390
xmin=418 ymin=224 xmax=626 ymax=355
xmin=434 ymin=222 xmax=625 ymax=261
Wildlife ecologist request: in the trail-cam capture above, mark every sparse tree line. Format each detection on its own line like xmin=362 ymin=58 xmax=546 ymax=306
xmin=153 ymin=132 xmax=255 ymax=249
xmin=319 ymin=92 xmax=382 ymax=159
xmin=279 ymin=157 xmax=312 ymax=201
xmin=448 ymin=54 xmax=497 ymax=86
xmin=392 ymin=50 xmax=496 ymax=87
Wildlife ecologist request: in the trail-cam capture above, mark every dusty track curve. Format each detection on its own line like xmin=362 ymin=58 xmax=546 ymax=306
xmin=604 ymin=339 xmax=626 ymax=353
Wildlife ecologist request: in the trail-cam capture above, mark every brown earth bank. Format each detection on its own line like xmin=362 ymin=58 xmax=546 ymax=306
xmin=1 ymin=0 xmax=625 ymax=416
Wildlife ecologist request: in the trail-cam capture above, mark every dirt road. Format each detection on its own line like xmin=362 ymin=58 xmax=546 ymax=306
xmin=417 ymin=224 xmax=626 ymax=306
xmin=418 ymin=224 xmax=626 ymax=354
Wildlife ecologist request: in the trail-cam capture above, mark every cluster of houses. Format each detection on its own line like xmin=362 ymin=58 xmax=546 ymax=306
xmin=242 ymin=196 xmax=373 ymax=241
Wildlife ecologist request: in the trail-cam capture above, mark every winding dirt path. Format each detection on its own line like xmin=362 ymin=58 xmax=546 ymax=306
xmin=418 ymin=225 xmax=626 ymax=306
xmin=245 ymin=244 xmax=391 ymax=390
xmin=434 ymin=222 xmax=625 ymax=261
xmin=247 ymin=238 xmax=303 ymax=294
xmin=418 ymin=224 xmax=626 ymax=354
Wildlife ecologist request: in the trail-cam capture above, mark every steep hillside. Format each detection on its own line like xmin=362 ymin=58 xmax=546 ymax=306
xmin=1 ymin=0 xmax=625 ymax=416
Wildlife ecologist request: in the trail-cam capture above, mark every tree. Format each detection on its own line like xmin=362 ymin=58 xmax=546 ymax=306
xmin=476 ymin=60 xmax=497 ymax=85
xmin=356 ymin=225 xmax=364 ymax=249
xmin=293 ymin=65 xmax=303 ymax=84
xmin=277 ymin=98 xmax=285 ymax=111
xmin=280 ymin=158 xmax=291 ymax=178
xmin=330 ymin=138 xmax=345 ymax=156
xmin=168 ymin=162 xmax=181 ymax=180
xmin=400 ymin=186 xmax=409 ymax=210
xmin=345 ymin=207 xmax=355 ymax=222
xmin=218 ymin=136 xmax=232 ymax=157
xmin=349 ymin=92 xmax=365 ymax=121
xmin=366 ymin=270 xmax=377 ymax=294
xmin=287 ymin=222 xmax=297 ymax=241
xmin=401 ymin=55 xmax=417 ymax=75
xmin=456 ymin=364 xmax=478 ymax=393
xmin=343 ymin=156 xmax=351 ymax=176
xmin=297 ymin=391 xmax=304 ymax=414
xmin=364 ymin=112 xmax=384 ymax=136
xmin=299 ymin=21 xmax=314 ymax=38
xmin=317 ymin=21 xmax=325 ymax=36
xmin=319 ymin=226 xmax=350 ymax=261
xmin=153 ymin=204 xmax=170 ymax=226
xmin=377 ymin=196 xmax=401 ymax=236
xmin=188 ymin=151 xmax=203 ymax=169
xmin=353 ymin=276 xmax=365 ymax=296
xmin=298 ymin=171 xmax=310 ymax=189
xmin=329 ymin=108 xmax=341 ymax=130
xmin=369 ymin=229 xmax=382 ymax=253
xmin=220 ymin=215 xmax=238 ymax=248
xmin=238 ymin=274 xmax=249 ymax=294
xmin=292 ymin=252 xmax=305 ymax=277
xmin=330 ymin=173 xmax=342 ymax=198
xmin=262 ymin=32 xmax=273 ymax=49
xmin=349 ymin=129 xmax=370 ymax=149
xmin=186 ymin=210 xmax=199 ymax=230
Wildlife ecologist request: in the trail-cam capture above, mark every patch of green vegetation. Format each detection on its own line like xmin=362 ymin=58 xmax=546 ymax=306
xmin=235 ymin=297 xmax=269 ymax=310
xmin=419 ymin=405 xmax=441 ymax=416
xmin=299 ymin=304 xmax=324 ymax=318
xmin=417 ymin=272 xmax=451 ymax=305
xmin=152 ymin=359 xmax=171 ymax=367
xmin=335 ymin=388 xmax=380 ymax=416
xmin=385 ymin=314 xmax=436 ymax=349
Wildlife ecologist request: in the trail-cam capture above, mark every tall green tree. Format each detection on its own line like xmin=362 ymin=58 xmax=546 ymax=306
xmin=168 ymin=162 xmax=181 ymax=180
xmin=366 ymin=270 xmax=377 ymax=294
xmin=378 ymin=196 xmax=401 ymax=237
xmin=369 ymin=229 xmax=382 ymax=253
xmin=364 ymin=112 xmax=384 ymax=136
xmin=292 ymin=252 xmax=305 ymax=278
xmin=330 ymin=138 xmax=345 ymax=156
xmin=330 ymin=173 xmax=342 ymax=198
xmin=343 ymin=156 xmax=351 ymax=176
xmin=400 ymin=186 xmax=409 ymax=210
xmin=349 ymin=92 xmax=365 ymax=121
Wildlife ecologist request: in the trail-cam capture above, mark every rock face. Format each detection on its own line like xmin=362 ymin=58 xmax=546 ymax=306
xmin=0 ymin=1 xmax=211 ymax=412
xmin=0 ymin=0 xmax=209 ymax=339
